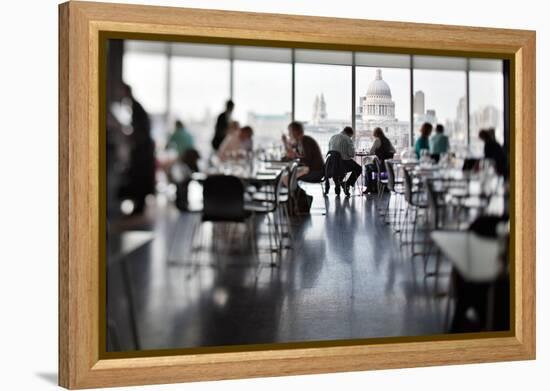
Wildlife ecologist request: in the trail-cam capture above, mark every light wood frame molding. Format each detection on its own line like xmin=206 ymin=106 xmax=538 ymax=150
xmin=58 ymin=1 xmax=536 ymax=388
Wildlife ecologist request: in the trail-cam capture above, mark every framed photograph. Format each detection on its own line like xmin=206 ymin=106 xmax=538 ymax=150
xmin=59 ymin=1 xmax=536 ymax=389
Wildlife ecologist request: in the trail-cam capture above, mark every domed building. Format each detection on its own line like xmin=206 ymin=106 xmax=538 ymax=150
xmin=360 ymin=69 xmax=396 ymax=121
xmin=356 ymin=69 xmax=410 ymax=151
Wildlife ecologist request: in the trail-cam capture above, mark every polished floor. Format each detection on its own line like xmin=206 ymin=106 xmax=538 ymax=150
xmin=107 ymin=184 xmax=450 ymax=352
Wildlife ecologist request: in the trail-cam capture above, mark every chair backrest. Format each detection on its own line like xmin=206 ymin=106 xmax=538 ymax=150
xmin=425 ymin=178 xmax=440 ymax=229
xmin=402 ymin=168 xmax=414 ymax=203
xmin=324 ymin=150 xmax=344 ymax=180
xmin=462 ymin=158 xmax=480 ymax=171
xmin=288 ymin=161 xmax=300 ymax=195
xmin=202 ymin=175 xmax=247 ymax=222
xmin=385 ymin=160 xmax=396 ymax=192
xmin=276 ymin=167 xmax=288 ymax=204
xmin=373 ymin=155 xmax=388 ymax=183
xmin=373 ymin=156 xmax=382 ymax=175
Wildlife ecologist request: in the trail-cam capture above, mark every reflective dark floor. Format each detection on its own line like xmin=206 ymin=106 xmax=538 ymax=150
xmin=107 ymin=184 xmax=450 ymax=352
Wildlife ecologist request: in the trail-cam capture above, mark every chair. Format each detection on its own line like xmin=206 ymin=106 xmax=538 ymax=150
xmin=245 ymin=169 xmax=290 ymax=266
xmin=288 ymin=162 xmax=303 ymax=215
xmin=423 ymin=178 xmax=448 ymax=277
xmin=373 ymin=156 xmax=388 ymax=201
xmin=324 ymin=150 xmax=347 ymax=195
xmin=400 ymin=168 xmax=428 ymax=256
xmin=383 ymin=160 xmax=405 ymax=229
xmin=190 ymin=175 xmax=255 ymax=265
xmin=202 ymin=175 xmax=250 ymax=222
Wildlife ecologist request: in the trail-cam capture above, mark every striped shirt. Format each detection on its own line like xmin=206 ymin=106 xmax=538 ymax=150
xmin=328 ymin=132 xmax=355 ymax=160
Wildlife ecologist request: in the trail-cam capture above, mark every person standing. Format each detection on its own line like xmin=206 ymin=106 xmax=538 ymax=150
xmin=327 ymin=126 xmax=361 ymax=196
xmin=479 ymin=128 xmax=507 ymax=177
xmin=430 ymin=124 xmax=450 ymax=157
xmin=212 ymin=100 xmax=234 ymax=151
xmin=415 ymin=122 xmax=433 ymax=159
xmin=167 ymin=119 xmax=194 ymax=159
xmin=117 ymin=83 xmax=156 ymax=215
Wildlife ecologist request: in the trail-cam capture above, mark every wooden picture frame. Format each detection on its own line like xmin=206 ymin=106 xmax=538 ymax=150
xmin=58 ymin=1 xmax=536 ymax=388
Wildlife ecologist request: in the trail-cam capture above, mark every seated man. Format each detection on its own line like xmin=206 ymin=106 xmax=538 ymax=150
xmin=326 ymin=126 xmax=361 ymax=196
xmin=282 ymin=121 xmax=324 ymax=182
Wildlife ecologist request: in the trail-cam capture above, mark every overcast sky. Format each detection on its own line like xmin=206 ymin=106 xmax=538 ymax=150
xmin=122 ymin=43 xmax=503 ymax=131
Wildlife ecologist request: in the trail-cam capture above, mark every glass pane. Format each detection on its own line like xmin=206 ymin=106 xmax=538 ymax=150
xmin=355 ymin=52 xmax=410 ymax=68
xmin=413 ymin=69 xmax=467 ymax=150
xmin=294 ymin=49 xmax=353 ymax=66
xmin=355 ymin=67 xmax=411 ymax=153
xmin=233 ymin=46 xmax=292 ymax=63
xmin=170 ymin=42 xmax=230 ymax=60
xmin=295 ymin=63 xmax=352 ymax=154
xmin=413 ymin=55 xmax=468 ymax=71
xmin=123 ymin=52 xmax=167 ymax=114
xmin=469 ymin=70 xmax=504 ymax=156
xmin=233 ymin=60 xmax=292 ymax=147
xmin=169 ymin=57 xmax=230 ymax=158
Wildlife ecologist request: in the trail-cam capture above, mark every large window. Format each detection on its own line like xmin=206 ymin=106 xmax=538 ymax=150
xmin=469 ymin=64 xmax=504 ymax=156
xmin=123 ymin=52 xmax=168 ymax=114
xmin=121 ymin=42 xmax=506 ymax=159
xmin=233 ymin=60 xmax=292 ymax=147
xmin=123 ymin=51 xmax=168 ymax=141
xmin=295 ymin=62 xmax=351 ymax=154
xmin=355 ymin=67 xmax=411 ymax=152
xmin=170 ymin=56 xmax=230 ymax=158
xmin=413 ymin=67 xmax=467 ymax=150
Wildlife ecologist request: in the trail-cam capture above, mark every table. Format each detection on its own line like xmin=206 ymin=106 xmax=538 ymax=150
xmin=191 ymin=162 xmax=286 ymax=185
xmin=431 ymin=230 xmax=507 ymax=331
xmin=431 ymin=230 xmax=502 ymax=283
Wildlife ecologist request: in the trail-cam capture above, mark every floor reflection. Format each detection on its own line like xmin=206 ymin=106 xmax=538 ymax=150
xmin=107 ymin=188 xmax=448 ymax=352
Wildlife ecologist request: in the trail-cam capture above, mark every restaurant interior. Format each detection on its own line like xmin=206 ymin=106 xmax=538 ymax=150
xmin=105 ymin=39 xmax=510 ymax=352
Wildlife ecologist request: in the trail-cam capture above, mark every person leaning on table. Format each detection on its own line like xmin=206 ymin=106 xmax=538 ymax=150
xmin=363 ymin=127 xmax=395 ymax=194
xmin=282 ymin=121 xmax=324 ymax=183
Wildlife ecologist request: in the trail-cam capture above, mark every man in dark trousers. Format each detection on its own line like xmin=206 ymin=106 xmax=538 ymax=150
xmin=327 ymin=126 xmax=361 ymax=196
xmin=212 ymin=100 xmax=234 ymax=151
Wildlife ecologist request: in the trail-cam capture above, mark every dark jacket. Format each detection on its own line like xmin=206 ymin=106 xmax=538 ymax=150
xmin=212 ymin=111 xmax=229 ymax=150
xmin=300 ymin=135 xmax=324 ymax=172
xmin=484 ymin=140 xmax=507 ymax=177
xmin=325 ymin=150 xmax=347 ymax=179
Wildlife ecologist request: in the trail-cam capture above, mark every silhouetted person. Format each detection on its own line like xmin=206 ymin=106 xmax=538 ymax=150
xmin=117 ymin=83 xmax=156 ymax=215
xmin=212 ymin=100 xmax=234 ymax=151
xmin=283 ymin=121 xmax=324 ymax=182
xmin=167 ymin=119 xmax=200 ymax=171
xmin=364 ymin=127 xmax=395 ymax=194
xmin=415 ymin=122 xmax=433 ymax=159
xmin=479 ymin=128 xmax=507 ymax=177
xmin=327 ymin=126 xmax=361 ymax=196
xmin=430 ymin=124 xmax=450 ymax=156
xmin=282 ymin=121 xmax=324 ymax=213
xmin=167 ymin=120 xmax=194 ymax=159
xmin=166 ymin=120 xmax=200 ymax=211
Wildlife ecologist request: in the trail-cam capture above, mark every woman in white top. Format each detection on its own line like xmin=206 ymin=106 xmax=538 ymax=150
xmin=217 ymin=124 xmax=254 ymax=161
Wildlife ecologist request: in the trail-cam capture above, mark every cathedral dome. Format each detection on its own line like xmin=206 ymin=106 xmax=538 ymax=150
xmin=366 ymin=69 xmax=392 ymax=98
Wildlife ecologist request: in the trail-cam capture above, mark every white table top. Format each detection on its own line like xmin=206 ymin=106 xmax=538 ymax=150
xmin=431 ymin=230 xmax=504 ymax=283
